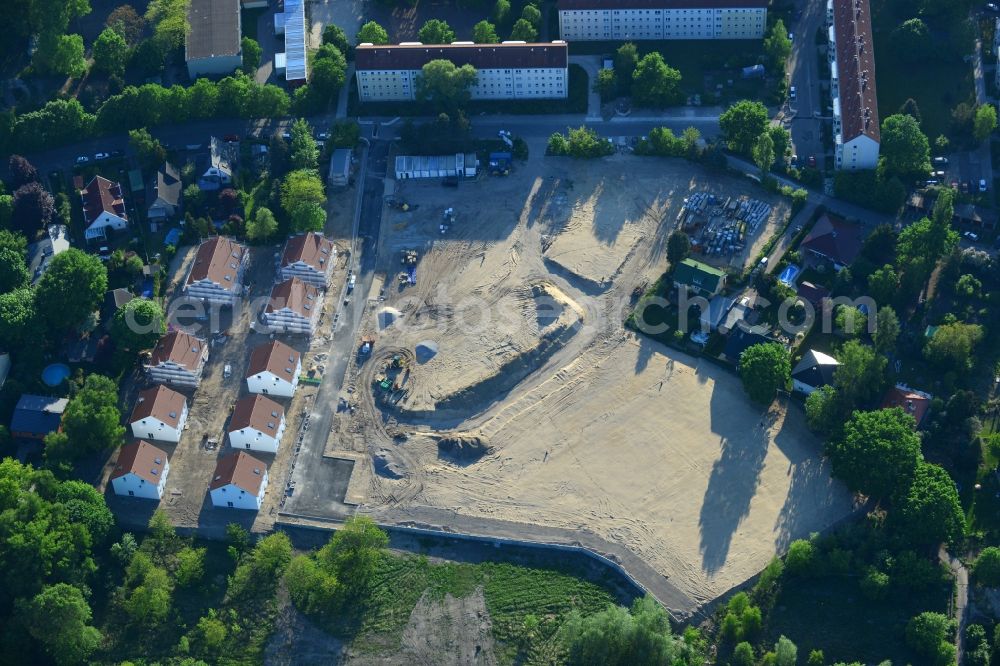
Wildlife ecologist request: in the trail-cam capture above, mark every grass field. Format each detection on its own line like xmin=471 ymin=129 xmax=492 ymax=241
xmin=871 ymin=12 xmax=975 ymax=140
xmin=320 ymin=553 xmax=619 ymax=662
xmin=765 ymin=573 xmax=951 ymax=664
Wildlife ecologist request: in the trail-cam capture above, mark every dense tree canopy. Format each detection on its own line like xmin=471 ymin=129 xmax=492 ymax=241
xmin=739 ymin=343 xmax=791 ymax=403
xmin=0 ymin=287 xmax=36 ymax=349
xmin=972 ymin=547 xmax=1000 ymax=586
xmin=509 ymin=18 xmax=538 ymax=41
xmin=897 ymin=462 xmax=965 ymax=547
xmin=11 ymin=182 xmax=55 ymax=236
xmin=8 ymin=155 xmax=39 ymax=189
xmin=826 ymin=408 xmax=921 ymax=500
xmin=322 ymin=23 xmax=350 ymax=56
xmin=720 ymin=100 xmax=769 ymax=156
xmin=0 ymin=247 xmax=29 ymax=293
xmin=416 ymin=60 xmax=477 ymax=110
xmin=356 ymin=20 xmax=389 ymax=45
xmin=472 ymin=20 xmax=498 ymax=44
xmin=111 ymin=298 xmax=166 ymax=352
xmin=891 ymin=19 xmax=931 ymax=60
xmin=418 ymin=19 xmax=455 ymax=44
xmin=34 ymin=248 xmax=107 ymax=332
xmin=289 ymin=118 xmax=319 ymax=171
xmin=880 ymin=113 xmax=931 ymax=177
xmin=561 ymin=596 xmax=697 ymax=666
xmin=764 ymin=20 xmax=792 ymax=67
xmin=21 ymin=583 xmax=101 ymax=666
xmin=924 ymin=322 xmax=983 ymax=371
xmin=57 ymin=374 xmax=126 ymax=458
xmin=632 ymin=53 xmax=683 ymax=108
xmin=93 ymin=27 xmax=129 ymax=76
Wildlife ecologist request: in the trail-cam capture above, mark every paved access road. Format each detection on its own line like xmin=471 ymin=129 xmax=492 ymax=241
xmin=281 ymin=130 xmax=389 ymax=517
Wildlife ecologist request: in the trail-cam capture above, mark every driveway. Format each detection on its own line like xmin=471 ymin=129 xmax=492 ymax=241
xmin=569 ymin=55 xmax=603 ymax=121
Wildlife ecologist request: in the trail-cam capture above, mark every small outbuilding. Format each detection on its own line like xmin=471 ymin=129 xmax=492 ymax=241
xmin=328 ymin=149 xmax=352 ymax=187
xmin=11 ymin=394 xmax=68 ymax=441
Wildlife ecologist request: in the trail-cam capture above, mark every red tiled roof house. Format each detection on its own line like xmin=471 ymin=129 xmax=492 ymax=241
xmin=81 ymin=176 xmax=128 ymax=242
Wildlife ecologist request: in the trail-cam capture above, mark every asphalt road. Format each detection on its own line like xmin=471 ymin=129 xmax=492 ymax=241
xmin=785 ymin=0 xmax=828 ymax=165
xmin=282 ymin=131 xmax=389 ymax=517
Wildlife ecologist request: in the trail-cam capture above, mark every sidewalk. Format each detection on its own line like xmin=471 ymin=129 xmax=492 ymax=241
xmin=335 ymin=63 xmax=355 ymax=119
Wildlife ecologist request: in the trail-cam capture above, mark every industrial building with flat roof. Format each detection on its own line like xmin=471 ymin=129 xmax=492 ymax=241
xmin=274 ymin=0 xmax=308 ymax=83
xmin=355 ymin=41 xmax=569 ymax=102
xmin=556 ymin=0 xmax=768 ymax=41
xmin=828 ymin=0 xmax=880 ymax=170
xmin=185 ymin=0 xmax=242 ymax=78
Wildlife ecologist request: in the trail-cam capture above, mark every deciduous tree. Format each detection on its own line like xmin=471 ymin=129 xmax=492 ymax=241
xmin=826 ymin=408 xmax=922 ymax=499
xmin=356 ymin=20 xmax=388 ymax=45
xmin=247 ymin=207 xmax=277 ymax=241
xmin=632 ymin=52 xmax=683 ymax=108
xmin=720 ymin=100 xmax=769 ymax=156
xmin=416 ymin=59 xmax=477 ymax=110
xmin=128 ymin=127 xmax=166 ymax=172
xmin=289 ymin=118 xmax=319 ymax=171
xmin=561 ymin=596 xmax=687 ymax=666
xmin=8 ymin=154 xmax=39 ymax=188
xmin=764 ymin=20 xmax=792 ymax=67
xmin=93 ymin=27 xmax=129 ymax=76
xmin=322 ymin=23 xmax=350 ymax=56
xmin=111 ymin=298 xmax=165 ymax=352
xmin=897 ymin=462 xmax=965 ymax=546
xmin=509 ymin=18 xmax=537 ymax=41
xmin=972 ymin=547 xmax=1000 ymax=586
xmin=0 ymin=247 xmax=29 ymax=293
xmin=12 ymin=182 xmax=55 ymax=236
xmin=973 ymin=104 xmax=997 ymax=143
xmin=35 ymin=249 xmax=107 ymax=332
xmin=241 ymin=37 xmax=262 ymax=74
xmin=318 ymin=516 xmax=388 ymax=596
xmin=667 ymin=231 xmax=691 ymax=268
xmin=924 ymin=322 xmax=983 ymax=371
xmin=739 ymin=343 xmax=791 ymax=403
xmin=880 ymin=113 xmax=931 ymax=177
xmin=0 ymin=287 xmax=36 ymax=349
xmin=472 ymin=20 xmax=498 ymax=44
xmin=107 ymin=4 xmax=145 ymax=45
xmin=418 ymin=19 xmax=455 ymax=44
xmin=21 ymin=584 xmax=101 ymax=666
xmin=59 ymin=374 xmax=126 ymax=455
xmin=753 ymin=131 xmax=775 ymax=176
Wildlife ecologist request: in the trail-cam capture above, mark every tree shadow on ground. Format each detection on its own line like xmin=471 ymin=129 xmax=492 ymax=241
xmin=698 ymin=395 xmax=775 ymax=575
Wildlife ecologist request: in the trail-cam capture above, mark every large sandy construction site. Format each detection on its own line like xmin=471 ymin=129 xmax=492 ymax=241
xmin=333 ymin=155 xmax=854 ymax=611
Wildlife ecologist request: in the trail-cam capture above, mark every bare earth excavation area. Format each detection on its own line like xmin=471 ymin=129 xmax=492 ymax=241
xmin=337 ymin=156 xmax=854 ymax=612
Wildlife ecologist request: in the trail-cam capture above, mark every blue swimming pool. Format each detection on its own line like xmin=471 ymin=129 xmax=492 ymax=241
xmin=779 ymin=264 xmax=801 ymax=287
xmin=42 ymin=363 xmax=70 ymax=387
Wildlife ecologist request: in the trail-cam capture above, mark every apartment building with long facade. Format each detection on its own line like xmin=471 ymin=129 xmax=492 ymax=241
xmin=355 ymin=41 xmax=568 ymax=102
xmin=828 ymin=0 xmax=880 ymax=170
xmin=556 ymin=0 xmax=767 ymax=41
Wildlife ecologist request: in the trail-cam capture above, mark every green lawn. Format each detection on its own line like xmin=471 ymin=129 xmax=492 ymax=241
xmin=765 ymin=574 xmax=951 ymax=665
xmin=872 ymin=15 xmax=975 ymax=140
xmin=317 ymin=553 xmax=619 ymax=662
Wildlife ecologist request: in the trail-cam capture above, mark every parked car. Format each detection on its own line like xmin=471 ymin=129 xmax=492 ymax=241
xmin=926 ymin=179 xmax=939 ymax=187
xmin=75 ymin=155 xmax=89 ymax=165
xmin=223 ymin=134 xmax=239 ymax=142
xmin=223 ymin=364 xmax=232 ymax=379
xmin=97 ymin=246 xmax=111 ymax=260
xmin=807 ymin=155 xmax=817 ymax=167
xmin=964 ymin=231 xmax=980 ymax=241
xmin=988 ymin=2 xmax=999 ymax=11
xmin=789 ymin=86 xmax=797 ymax=101
xmin=980 ymin=178 xmax=988 ymax=192
xmin=316 ymin=130 xmax=331 ymax=140
xmin=789 ymin=154 xmax=799 ymax=168
xmin=962 ymin=181 xmax=970 ymax=193
xmin=932 ymin=156 xmax=949 ymax=167
xmin=94 ymin=152 xmax=110 ymax=161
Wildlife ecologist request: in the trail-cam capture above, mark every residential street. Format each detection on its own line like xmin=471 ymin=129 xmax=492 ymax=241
xmin=784 ymin=0 xmax=828 ymax=165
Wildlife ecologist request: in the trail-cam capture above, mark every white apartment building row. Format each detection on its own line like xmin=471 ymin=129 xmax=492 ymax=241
xmin=355 ymin=41 xmax=568 ymax=102
xmin=556 ymin=0 xmax=767 ymax=41
xmin=828 ymin=0 xmax=880 ymax=170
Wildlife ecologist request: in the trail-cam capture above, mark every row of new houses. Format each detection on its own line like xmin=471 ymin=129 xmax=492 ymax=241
xmin=113 ymin=230 xmax=334 ymax=510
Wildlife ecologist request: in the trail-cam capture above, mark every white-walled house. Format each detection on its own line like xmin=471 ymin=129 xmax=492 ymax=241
xmin=209 ymin=451 xmax=269 ymax=510
xmin=262 ymin=278 xmax=322 ymax=336
xmin=81 ymin=176 xmax=129 ymax=241
xmin=146 ymin=331 xmax=209 ymax=388
xmin=355 ymin=41 xmax=569 ymax=102
xmin=110 ymin=440 xmax=170 ymax=500
xmin=246 ymin=340 xmax=301 ymax=398
xmin=791 ymin=349 xmax=840 ymax=395
xmin=280 ymin=232 xmax=335 ymax=288
xmin=183 ymin=236 xmax=248 ymax=306
xmin=129 ymin=385 xmax=189 ymax=443
xmin=227 ymin=394 xmax=286 ymax=453
xmin=829 ymin=0 xmax=880 ymax=170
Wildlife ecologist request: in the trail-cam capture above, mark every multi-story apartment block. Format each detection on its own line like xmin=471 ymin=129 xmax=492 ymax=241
xmin=146 ymin=331 xmax=209 ymax=388
xmin=183 ymin=236 xmax=248 ymax=306
xmin=355 ymin=41 xmax=568 ymax=102
xmin=557 ymin=0 xmax=767 ymax=41
xmin=280 ymin=232 xmax=335 ymax=288
xmin=828 ymin=0 xmax=880 ymax=170
xmin=262 ymin=278 xmax=321 ymax=336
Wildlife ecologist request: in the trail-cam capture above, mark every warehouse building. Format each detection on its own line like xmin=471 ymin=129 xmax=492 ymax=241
xmin=185 ymin=0 xmax=242 ymax=78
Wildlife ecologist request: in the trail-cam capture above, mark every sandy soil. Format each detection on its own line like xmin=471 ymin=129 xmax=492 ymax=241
xmin=334 ymin=155 xmax=853 ymax=607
